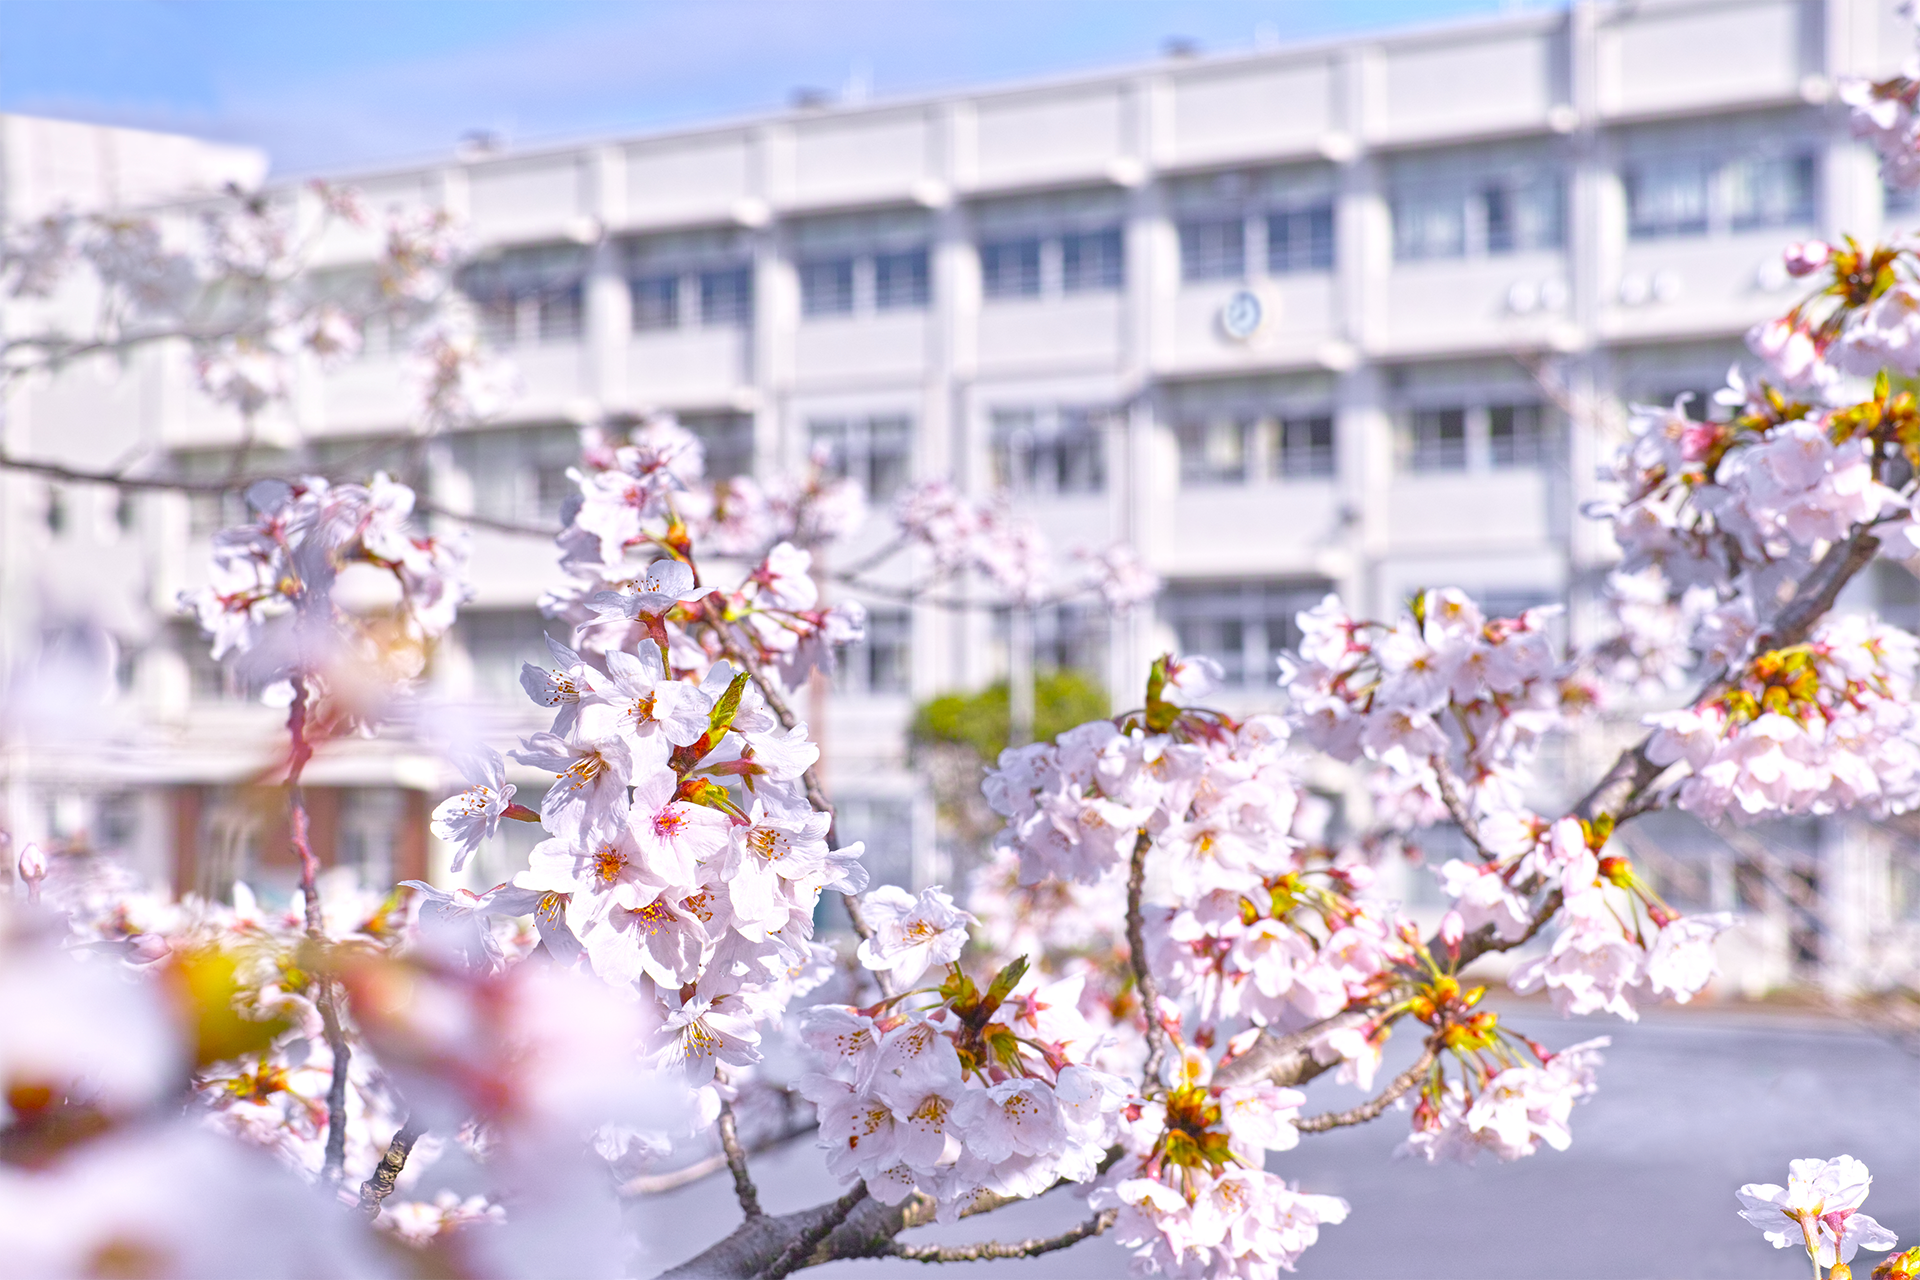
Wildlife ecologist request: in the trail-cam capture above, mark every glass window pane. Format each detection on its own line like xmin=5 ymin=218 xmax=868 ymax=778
xmin=980 ymin=238 xmax=1042 ymax=298
xmin=874 ymin=248 xmax=930 ymax=310
xmin=630 ymin=274 xmax=679 ymax=331
xmin=1266 ymin=204 xmax=1335 ymax=273
xmin=1178 ymin=218 xmax=1246 ymax=281
xmin=699 ymin=266 xmax=753 ymax=326
xmin=1393 ymin=189 xmax=1466 ymax=260
xmin=1727 ymin=154 xmax=1817 ymax=231
xmin=1061 ymin=227 xmax=1124 ymax=292
xmin=1277 ymin=415 xmax=1336 ymax=479
xmin=537 ymin=286 xmax=583 ymax=341
xmin=800 ymin=257 xmax=855 ymax=316
xmin=681 ymin=410 xmax=756 ymax=481
xmin=1409 ymin=408 xmax=1467 ymax=472
xmin=1627 ymin=157 xmax=1711 ymax=239
xmin=1489 ymin=404 xmax=1545 ymax=469
xmin=1177 ymin=419 xmax=1248 ymax=484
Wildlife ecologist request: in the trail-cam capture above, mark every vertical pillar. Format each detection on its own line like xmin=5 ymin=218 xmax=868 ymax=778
xmin=396 ymin=789 xmax=430 ymax=885
xmin=169 ymin=784 xmax=203 ymax=898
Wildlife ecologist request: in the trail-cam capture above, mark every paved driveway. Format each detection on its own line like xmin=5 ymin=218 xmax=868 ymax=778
xmin=629 ymin=1005 xmax=1920 ymax=1280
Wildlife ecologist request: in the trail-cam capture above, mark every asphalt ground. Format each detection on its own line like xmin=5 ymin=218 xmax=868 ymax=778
xmin=627 ymin=1004 xmax=1920 ymax=1280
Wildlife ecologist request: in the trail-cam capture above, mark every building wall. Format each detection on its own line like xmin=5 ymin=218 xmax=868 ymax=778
xmin=6 ymin=1 xmax=1920 ymax=988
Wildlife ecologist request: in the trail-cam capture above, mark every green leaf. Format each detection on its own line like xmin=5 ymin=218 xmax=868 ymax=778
xmin=981 ymin=954 xmax=1030 ymax=1019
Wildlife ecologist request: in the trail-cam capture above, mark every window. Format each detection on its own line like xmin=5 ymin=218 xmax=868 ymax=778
xmin=623 ymin=231 xmax=752 ymax=331
xmin=1179 ymin=217 xmax=1246 ymax=281
xmin=1488 ymin=404 xmax=1545 ymax=469
xmin=836 ymin=605 xmax=910 ymax=695
xmin=681 ymin=410 xmax=756 ymax=482
xmin=450 ymin=425 xmax=579 ymax=526
xmin=874 ymin=248 xmax=930 ymax=310
xmin=459 ymin=244 xmax=588 ymax=347
xmin=1726 ymin=154 xmax=1816 ymax=231
xmin=1393 ymin=176 xmax=1562 ymax=261
xmin=835 ymin=795 xmax=916 ymax=890
xmin=1033 ymin=602 xmax=1107 ymax=676
xmin=1266 ymin=204 xmax=1335 ymax=274
xmin=1626 ymin=156 xmax=1711 ymax=239
xmin=1061 ymin=227 xmax=1124 ymax=292
xmin=173 ymin=447 xmax=294 ymax=536
xmin=799 ymin=257 xmax=856 ymax=316
xmin=179 ymin=621 xmax=241 ymax=701
xmin=810 ymin=416 xmax=912 ymax=500
xmin=992 ymin=407 xmax=1107 ymax=496
xmin=631 ymin=274 xmax=679 ymax=331
xmin=1164 ymin=580 xmax=1330 ymax=687
xmin=1409 ymin=408 xmax=1468 ymax=472
xmin=463 ymin=609 xmax=562 ymax=702
xmin=1176 ymin=419 xmax=1250 ymax=484
xmin=699 ymin=266 xmax=753 ymax=327
xmin=1277 ymin=415 xmax=1335 ymax=479
xmin=980 ymin=238 xmax=1042 ymax=299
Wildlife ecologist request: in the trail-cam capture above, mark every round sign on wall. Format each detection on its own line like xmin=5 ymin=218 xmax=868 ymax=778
xmin=1220 ymin=289 xmax=1266 ymax=341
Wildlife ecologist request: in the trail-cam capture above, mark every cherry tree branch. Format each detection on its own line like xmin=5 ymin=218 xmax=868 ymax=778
xmin=1295 ymin=1046 xmax=1437 ymax=1133
xmin=0 ymin=448 xmax=558 ymax=538
xmin=716 ymin=1098 xmax=764 ymax=1219
xmin=356 ymin=1119 xmax=424 ymax=1216
xmin=885 ymin=1208 xmax=1119 ymax=1263
xmin=757 ymin=1182 xmax=868 ymax=1280
xmin=620 ymin=1119 xmax=819 ymax=1197
xmin=706 ymin=616 xmax=882 ymax=959
xmin=1124 ymin=829 xmax=1168 ymax=1087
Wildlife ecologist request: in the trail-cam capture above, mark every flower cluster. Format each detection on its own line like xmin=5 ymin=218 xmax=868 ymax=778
xmin=800 ymin=951 xmax=1127 ymax=1215
xmin=1280 ymin=588 xmax=1581 ymax=826
xmin=1647 ymin=616 xmax=1920 ymax=822
xmin=1095 ymin=1047 xmax=1347 ymax=1280
xmin=177 ymin=473 xmax=468 ymax=710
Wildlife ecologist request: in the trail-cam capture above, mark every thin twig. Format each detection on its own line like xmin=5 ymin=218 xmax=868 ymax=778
xmin=356 ymin=1119 xmax=425 ymax=1216
xmin=708 ymin=614 xmax=884 ymax=965
xmin=288 ymin=675 xmax=352 ymax=1187
xmin=1296 ymin=1046 xmax=1436 ymax=1133
xmin=717 ymin=1099 xmax=764 ymax=1218
xmin=1124 ymin=829 xmax=1167 ymax=1088
xmin=620 ymin=1120 xmax=819 ymax=1196
xmin=887 ymin=1208 xmax=1119 ymax=1263
xmin=1428 ymin=759 xmax=1489 ymax=859
xmin=758 ymin=1182 xmax=867 ymax=1280
xmin=0 ymin=449 xmax=557 ymax=538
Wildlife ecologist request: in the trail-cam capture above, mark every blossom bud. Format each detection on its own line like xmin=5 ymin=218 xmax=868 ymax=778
xmin=16 ymin=841 xmax=46 ymax=903
xmin=1439 ymin=909 xmax=1465 ymax=958
xmin=1783 ymin=240 xmax=1831 ymax=276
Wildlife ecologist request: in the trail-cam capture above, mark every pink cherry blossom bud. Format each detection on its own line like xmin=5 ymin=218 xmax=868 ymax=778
xmin=1783 ymin=240 xmax=1831 ymax=276
xmin=16 ymin=841 xmax=46 ymax=905
xmin=1439 ymin=909 xmax=1466 ymax=957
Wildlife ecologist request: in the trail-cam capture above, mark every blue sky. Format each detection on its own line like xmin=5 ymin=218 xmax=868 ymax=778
xmin=0 ymin=1 xmax=1539 ymax=176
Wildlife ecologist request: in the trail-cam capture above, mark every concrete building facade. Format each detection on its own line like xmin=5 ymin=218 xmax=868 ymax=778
xmin=6 ymin=0 xmax=1920 ymax=989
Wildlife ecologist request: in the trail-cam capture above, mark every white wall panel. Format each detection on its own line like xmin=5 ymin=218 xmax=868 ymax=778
xmin=976 ymin=294 xmax=1124 ymax=372
xmin=627 ymin=330 xmax=750 ymax=402
xmin=792 ymin=110 xmax=932 ymax=205
xmin=794 ymin=315 xmax=929 ymax=383
xmin=1381 ymin=30 xmax=1560 ymax=139
xmin=1170 ymin=60 xmax=1337 ymax=164
xmin=624 ymin=134 xmax=752 ymax=226
xmin=468 ymin=156 xmax=586 ymax=238
xmin=973 ymin=87 xmax=1126 ymax=187
xmin=1599 ymin=0 xmax=1808 ymax=117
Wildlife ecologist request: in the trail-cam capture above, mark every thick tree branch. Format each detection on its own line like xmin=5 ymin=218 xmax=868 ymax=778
xmin=716 ymin=1099 xmax=764 ymax=1219
xmin=356 ymin=1119 xmax=424 ymax=1215
xmin=757 ymin=1182 xmax=867 ymax=1280
xmin=1295 ymin=1046 xmax=1436 ymax=1133
xmin=886 ymin=1209 xmax=1120 ymax=1263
